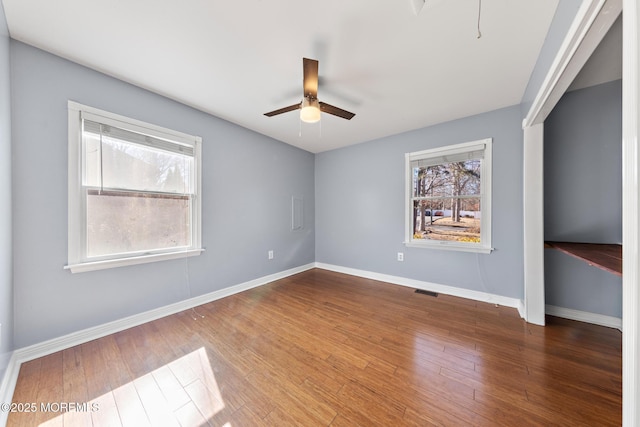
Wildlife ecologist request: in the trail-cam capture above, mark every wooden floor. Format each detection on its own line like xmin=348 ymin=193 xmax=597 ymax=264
xmin=8 ymin=269 xmax=622 ymax=426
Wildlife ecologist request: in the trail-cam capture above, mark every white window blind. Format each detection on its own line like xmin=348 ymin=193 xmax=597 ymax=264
xmin=409 ymin=143 xmax=485 ymax=168
xmin=81 ymin=117 xmax=195 ymax=195
xmin=67 ymin=101 xmax=203 ymax=273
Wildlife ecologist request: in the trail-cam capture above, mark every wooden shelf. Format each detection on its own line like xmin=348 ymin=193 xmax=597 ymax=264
xmin=545 ymin=241 xmax=622 ymax=276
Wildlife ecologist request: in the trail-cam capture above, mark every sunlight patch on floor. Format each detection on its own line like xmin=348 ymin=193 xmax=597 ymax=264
xmin=38 ymin=347 xmax=225 ymax=426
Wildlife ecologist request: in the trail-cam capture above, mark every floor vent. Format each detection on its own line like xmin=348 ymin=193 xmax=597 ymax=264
xmin=415 ymin=289 xmax=438 ymax=297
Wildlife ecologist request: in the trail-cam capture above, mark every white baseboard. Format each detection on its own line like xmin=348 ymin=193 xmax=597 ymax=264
xmin=315 ymin=262 xmax=523 ymax=311
xmin=546 ymin=305 xmax=622 ymax=331
xmin=0 ymin=262 xmax=315 ymax=415
xmin=517 ymin=299 xmax=526 ymax=319
xmin=0 ymin=352 xmax=19 ymax=427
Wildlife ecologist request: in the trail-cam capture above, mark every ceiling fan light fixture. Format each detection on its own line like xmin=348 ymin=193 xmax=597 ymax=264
xmin=300 ymin=97 xmax=321 ymax=123
xmin=264 ymin=58 xmax=354 ymax=123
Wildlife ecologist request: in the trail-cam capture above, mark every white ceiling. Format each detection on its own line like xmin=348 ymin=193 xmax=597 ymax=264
xmin=568 ymin=13 xmax=622 ymax=92
xmin=3 ymin=0 xmax=561 ymax=153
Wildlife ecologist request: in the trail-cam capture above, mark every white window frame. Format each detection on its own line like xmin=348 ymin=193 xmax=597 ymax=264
xmin=404 ymin=138 xmax=493 ymax=254
xmin=66 ymin=101 xmax=203 ymax=273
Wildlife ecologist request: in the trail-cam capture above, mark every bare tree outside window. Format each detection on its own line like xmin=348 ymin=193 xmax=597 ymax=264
xmin=406 ymin=139 xmax=491 ymax=253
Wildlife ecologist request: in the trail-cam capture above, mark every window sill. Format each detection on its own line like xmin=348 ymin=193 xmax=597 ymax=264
xmin=404 ymin=241 xmax=493 ymax=254
xmin=65 ymin=248 xmax=205 ymax=273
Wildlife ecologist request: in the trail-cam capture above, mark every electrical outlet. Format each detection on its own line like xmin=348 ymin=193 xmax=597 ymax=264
xmin=268 ymin=250 xmax=274 ymax=260
xmin=397 ymin=252 xmax=404 ymax=261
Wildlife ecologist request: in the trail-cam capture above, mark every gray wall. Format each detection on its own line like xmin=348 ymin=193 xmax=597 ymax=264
xmin=11 ymin=41 xmax=315 ymax=348
xmin=544 ymin=80 xmax=622 ymax=317
xmin=316 ymin=106 xmax=525 ymax=299
xmin=0 ymin=3 xmax=13 ymax=375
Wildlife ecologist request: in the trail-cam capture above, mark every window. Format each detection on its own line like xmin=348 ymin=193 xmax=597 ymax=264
xmin=405 ymin=138 xmax=492 ymax=253
xmin=67 ymin=101 xmax=203 ymax=273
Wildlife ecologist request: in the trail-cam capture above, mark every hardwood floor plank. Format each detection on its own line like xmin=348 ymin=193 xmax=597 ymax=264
xmin=7 ymin=360 xmax=42 ymax=427
xmin=6 ymin=268 xmax=622 ymax=426
xmin=111 ymin=382 xmax=151 ymax=427
xmin=262 ymin=406 xmax=306 ymax=427
xmin=335 ymin=381 xmax=406 ymax=425
xmin=248 ymin=367 xmax=337 ymax=426
xmin=173 ymin=401 xmax=209 ymax=427
xmin=150 ymin=365 xmax=191 ymax=411
xmin=165 ymin=349 xmax=201 ymax=389
xmin=62 ymin=346 xmax=92 ymax=427
xmin=472 ymin=389 xmax=558 ymax=426
xmin=80 ymin=339 xmax=117 ymax=398
xmin=213 ymin=404 xmax=268 ymax=427
xmin=133 ymin=373 xmax=181 ymax=427
xmin=401 ymin=406 xmax=446 ymax=426
xmin=32 ymin=352 xmax=64 ymax=426
xmin=90 ymin=391 xmax=122 ymax=427
xmin=174 ymin=337 xmax=273 ymax=418
xmin=183 ymin=379 xmax=224 ymax=422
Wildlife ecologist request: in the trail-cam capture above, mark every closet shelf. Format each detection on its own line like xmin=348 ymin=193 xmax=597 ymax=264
xmin=544 ymin=241 xmax=622 ymax=276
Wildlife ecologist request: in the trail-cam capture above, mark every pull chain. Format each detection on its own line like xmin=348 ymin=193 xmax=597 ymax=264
xmin=477 ymin=0 xmax=482 ymax=39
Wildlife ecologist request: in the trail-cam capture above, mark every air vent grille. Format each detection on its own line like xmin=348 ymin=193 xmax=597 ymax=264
xmin=415 ymin=289 xmax=438 ymax=297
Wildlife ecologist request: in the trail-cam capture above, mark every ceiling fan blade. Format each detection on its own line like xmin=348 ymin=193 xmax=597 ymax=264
xmin=411 ymin=0 xmax=426 ymax=15
xmin=303 ymin=58 xmax=319 ymax=99
xmin=264 ymin=103 xmax=301 ymax=117
xmin=319 ymin=102 xmax=355 ymax=120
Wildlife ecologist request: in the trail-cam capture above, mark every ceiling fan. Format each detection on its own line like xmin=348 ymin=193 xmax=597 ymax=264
xmin=264 ymin=58 xmax=355 ymax=123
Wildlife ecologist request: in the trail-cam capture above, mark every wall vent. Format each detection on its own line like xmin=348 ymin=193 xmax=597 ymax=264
xmin=415 ymin=289 xmax=438 ymax=297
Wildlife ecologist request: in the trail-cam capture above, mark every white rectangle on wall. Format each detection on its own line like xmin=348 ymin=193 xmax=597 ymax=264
xmin=292 ymin=196 xmax=303 ymax=231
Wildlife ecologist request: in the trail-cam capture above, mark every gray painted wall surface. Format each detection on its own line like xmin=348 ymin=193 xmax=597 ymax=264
xmin=316 ymin=106 xmax=525 ymax=299
xmin=544 ymin=80 xmax=622 ymax=317
xmin=520 ymin=0 xmax=582 ymax=117
xmin=11 ymin=41 xmax=315 ymax=348
xmin=0 ymin=2 xmax=13 ymax=375
xmin=545 ymin=251 xmax=621 ymax=317
xmin=545 ymin=80 xmax=622 ymax=243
